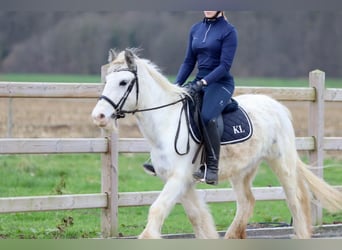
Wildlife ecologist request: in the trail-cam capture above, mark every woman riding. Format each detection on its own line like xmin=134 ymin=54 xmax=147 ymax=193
xmin=144 ymin=11 xmax=238 ymax=185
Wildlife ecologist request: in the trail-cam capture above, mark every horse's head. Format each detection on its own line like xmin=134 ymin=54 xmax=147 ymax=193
xmin=92 ymin=48 xmax=139 ymax=128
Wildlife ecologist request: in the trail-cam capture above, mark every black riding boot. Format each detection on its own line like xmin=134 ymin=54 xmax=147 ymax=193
xmin=142 ymin=162 xmax=156 ymax=176
xmin=193 ymin=118 xmax=221 ymax=185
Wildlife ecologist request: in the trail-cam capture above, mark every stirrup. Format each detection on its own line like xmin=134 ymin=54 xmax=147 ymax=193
xmin=193 ymin=164 xmax=206 ymax=183
xmin=193 ymin=164 xmax=218 ymax=185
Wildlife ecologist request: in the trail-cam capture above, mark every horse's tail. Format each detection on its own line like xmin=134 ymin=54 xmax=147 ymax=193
xmin=297 ymin=158 xmax=342 ymax=212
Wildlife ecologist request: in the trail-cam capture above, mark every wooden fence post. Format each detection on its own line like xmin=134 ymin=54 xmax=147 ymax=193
xmin=100 ymin=64 xmax=119 ymax=237
xmin=308 ymin=70 xmax=325 ymax=225
xmin=7 ymin=98 xmax=13 ymax=137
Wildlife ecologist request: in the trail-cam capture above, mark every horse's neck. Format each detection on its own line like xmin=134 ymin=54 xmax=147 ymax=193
xmin=134 ymin=78 xmax=183 ymax=148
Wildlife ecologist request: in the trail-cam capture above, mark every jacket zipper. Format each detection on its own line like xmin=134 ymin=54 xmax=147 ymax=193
xmin=202 ymin=24 xmax=211 ymax=43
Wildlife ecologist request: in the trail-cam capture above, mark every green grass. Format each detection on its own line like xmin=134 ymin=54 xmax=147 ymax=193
xmin=0 ymin=73 xmax=341 ymax=87
xmin=0 ymin=73 xmax=100 ymax=83
xmin=0 ymin=153 xmax=341 ymax=239
xmin=235 ymin=77 xmax=342 ymax=88
xmin=0 ymin=154 xmax=103 ymax=239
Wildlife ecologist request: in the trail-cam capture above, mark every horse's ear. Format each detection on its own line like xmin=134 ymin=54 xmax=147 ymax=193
xmin=124 ymin=49 xmax=137 ymax=71
xmin=108 ymin=49 xmax=117 ymax=63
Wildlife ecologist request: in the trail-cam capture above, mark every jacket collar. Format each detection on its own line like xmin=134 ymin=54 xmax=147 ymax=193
xmin=203 ymin=15 xmax=224 ymax=24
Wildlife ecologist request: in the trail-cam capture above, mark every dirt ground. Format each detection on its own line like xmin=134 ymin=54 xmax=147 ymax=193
xmin=0 ymin=98 xmax=341 ymax=158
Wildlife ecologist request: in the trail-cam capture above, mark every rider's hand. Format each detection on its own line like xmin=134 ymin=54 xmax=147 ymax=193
xmin=188 ymin=79 xmax=206 ymax=94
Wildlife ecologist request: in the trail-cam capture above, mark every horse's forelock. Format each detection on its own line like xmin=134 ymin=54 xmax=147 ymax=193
xmin=106 ymin=52 xmax=126 ymax=73
xmin=107 ymin=49 xmax=139 ymax=71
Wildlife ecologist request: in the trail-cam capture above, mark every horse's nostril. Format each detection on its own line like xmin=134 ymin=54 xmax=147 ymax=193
xmin=99 ymin=113 xmax=105 ymax=119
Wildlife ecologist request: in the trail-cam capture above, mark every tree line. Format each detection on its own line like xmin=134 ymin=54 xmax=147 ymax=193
xmin=0 ymin=11 xmax=341 ymax=77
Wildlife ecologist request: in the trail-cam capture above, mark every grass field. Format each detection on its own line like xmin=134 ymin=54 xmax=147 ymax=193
xmin=0 ymin=73 xmax=341 ymax=239
xmin=0 ymin=73 xmax=101 ymax=83
xmin=0 ymin=153 xmax=341 ymax=239
xmin=0 ymin=72 xmax=341 ymax=87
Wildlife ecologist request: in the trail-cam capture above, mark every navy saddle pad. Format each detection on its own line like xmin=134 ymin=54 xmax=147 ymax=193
xmin=188 ymin=99 xmax=253 ymax=145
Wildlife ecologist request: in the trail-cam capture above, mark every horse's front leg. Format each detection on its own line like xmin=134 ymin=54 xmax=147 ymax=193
xmin=180 ymin=185 xmax=219 ymax=238
xmin=138 ymin=176 xmax=189 ymax=239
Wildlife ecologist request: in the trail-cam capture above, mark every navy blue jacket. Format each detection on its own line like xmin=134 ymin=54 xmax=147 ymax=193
xmin=175 ymin=16 xmax=237 ymax=90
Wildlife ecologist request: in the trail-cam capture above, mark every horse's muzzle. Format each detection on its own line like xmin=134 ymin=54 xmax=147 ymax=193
xmin=92 ymin=113 xmax=109 ymax=127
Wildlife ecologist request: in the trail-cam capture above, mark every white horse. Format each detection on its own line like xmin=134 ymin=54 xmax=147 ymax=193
xmin=92 ymin=49 xmax=342 ymax=239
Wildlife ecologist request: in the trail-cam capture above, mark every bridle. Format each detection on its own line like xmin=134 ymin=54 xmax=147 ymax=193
xmin=99 ymin=68 xmax=139 ymax=119
xmin=98 ymin=67 xmax=191 ymax=155
xmin=98 ymin=67 xmax=186 ymax=120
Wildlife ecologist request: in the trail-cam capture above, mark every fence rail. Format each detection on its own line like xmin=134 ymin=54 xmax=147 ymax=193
xmin=0 ymin=194 xmax=107 ymax=213
xmin=0 ymin=82 xmax=317 ymax=100
xmin=0 ymin=70 xmax=341 ymax=238
xmin=0 ymin=138 xmax=108 ymax=154
xmin=1 ymin=82 xmax=341 ymax=101
xmin=0 ymin=82 xmax=103 ymax=98
xmin=2 ymin=137 xmax=341 ymax=154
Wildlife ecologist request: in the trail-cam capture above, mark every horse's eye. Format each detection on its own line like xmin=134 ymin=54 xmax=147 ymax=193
xmin=119 ymin=80 xmax=128 ymax=86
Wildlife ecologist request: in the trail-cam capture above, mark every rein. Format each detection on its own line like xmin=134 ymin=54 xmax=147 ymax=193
xmin=122 ymin=98 xmax=186 ymax=115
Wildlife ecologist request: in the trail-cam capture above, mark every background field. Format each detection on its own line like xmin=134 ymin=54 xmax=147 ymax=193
xmin=1 ymin=74 xmax=341 ymax=149
xmin=0 ymin=74 xmax=341 ymax=238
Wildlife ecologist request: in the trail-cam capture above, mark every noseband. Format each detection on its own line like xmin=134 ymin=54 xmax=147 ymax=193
xmin=98 ymin=67 xmax=186 ymax=120
xmin=99 ymin=68 xmax=139 ymax=119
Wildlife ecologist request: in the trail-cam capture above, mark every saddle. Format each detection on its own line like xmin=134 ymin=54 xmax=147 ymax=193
xmin=186 ymin=94 xmax=253 ymax=145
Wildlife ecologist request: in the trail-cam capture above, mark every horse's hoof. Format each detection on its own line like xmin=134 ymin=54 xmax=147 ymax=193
xmin=138 ymin=230 xmax=161 ymax=239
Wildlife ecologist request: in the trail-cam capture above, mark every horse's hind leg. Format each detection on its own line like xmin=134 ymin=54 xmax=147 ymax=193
xmin=180 ymin=185 xmax=219 ymax=238
xmin=224 ymin=166 xmax=258 ymax=239
xmin=267 ymin=157 xmax=312 ymax=238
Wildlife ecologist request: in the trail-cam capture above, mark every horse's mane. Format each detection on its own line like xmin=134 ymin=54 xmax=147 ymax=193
xmin=138 ymin=59 xmax=186 ymax=95
xmin=112 ymin=50 xmax=186 ymax=96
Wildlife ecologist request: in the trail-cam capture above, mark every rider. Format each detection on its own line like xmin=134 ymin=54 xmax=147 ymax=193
xmin=143 ymin=11 xmax=238 ymax=185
